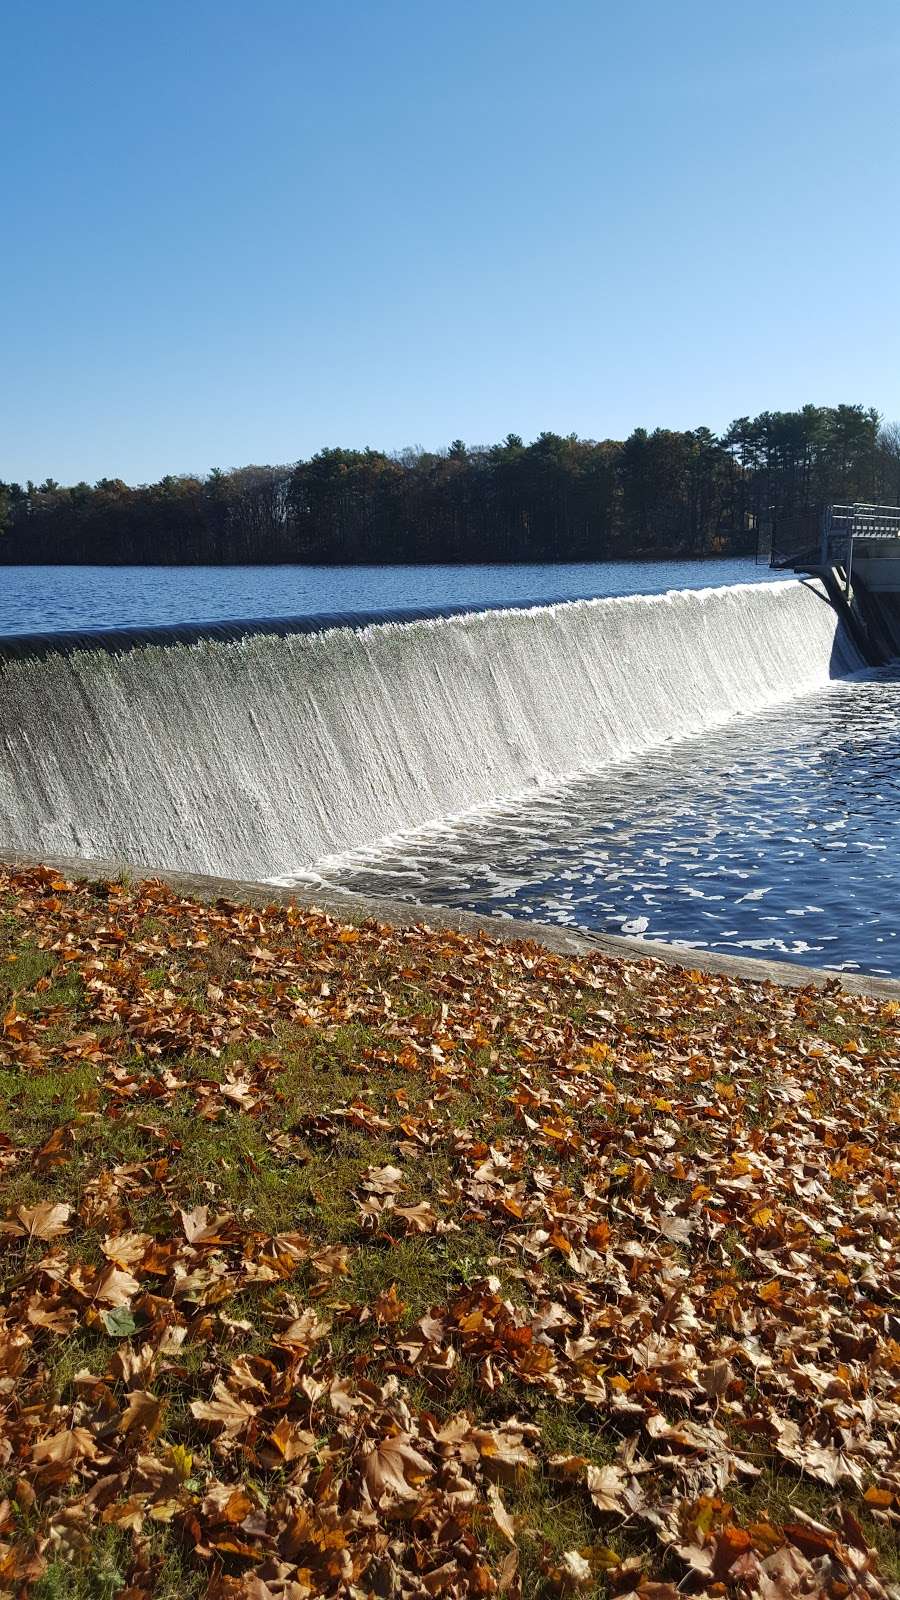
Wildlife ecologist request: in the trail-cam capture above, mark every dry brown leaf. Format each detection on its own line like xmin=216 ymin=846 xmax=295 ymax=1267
xmin=362 ymin=1432 xmax=432 ymax=1502
xmin=14 ymin=1201 xmax=72 ymax=1241
xmin=585 ymin=1462 xmax=628 ymax=1514
xmin=32 ymin=1428 xmax=97 ymax=1466
xmin=190 ymin=1380 xmax=257 ymax=1439
xmin=487 ymin=1483 xmax=517 ymax=1544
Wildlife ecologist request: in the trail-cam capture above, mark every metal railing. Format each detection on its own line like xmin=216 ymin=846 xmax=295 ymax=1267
xmin=821 ymin=504 xmax=900 ymax=595
xmin=767 ymin=503 xmax=900 ymax=592
xmin=825 ymin=504 xmax=900 ymax=545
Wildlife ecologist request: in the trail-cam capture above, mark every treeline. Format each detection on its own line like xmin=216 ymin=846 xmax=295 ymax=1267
xmin=2 ymin=404 xmax=898 ymax=565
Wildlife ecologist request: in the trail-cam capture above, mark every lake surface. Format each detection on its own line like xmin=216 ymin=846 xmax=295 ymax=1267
xmin=0 ymin=557 xmax=776 ymax=634
xmin=294 ymin=668 xmax=900 ymax=977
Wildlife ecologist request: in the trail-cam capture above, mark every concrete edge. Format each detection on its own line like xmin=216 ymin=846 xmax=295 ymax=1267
xmin=1 ymin=848 xmax=899 ymax=1003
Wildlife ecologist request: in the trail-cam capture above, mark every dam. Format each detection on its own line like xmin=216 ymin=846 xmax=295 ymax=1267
xmin=0 ymin=577 xmax=865 ymax=886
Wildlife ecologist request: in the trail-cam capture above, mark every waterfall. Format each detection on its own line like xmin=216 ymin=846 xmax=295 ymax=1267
xmin=0 ymin=580 xmax=861 ymax=880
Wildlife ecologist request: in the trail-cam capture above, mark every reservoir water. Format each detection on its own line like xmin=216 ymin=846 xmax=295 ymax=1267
xmin=0 ymin=557 xmax=776 ymax=634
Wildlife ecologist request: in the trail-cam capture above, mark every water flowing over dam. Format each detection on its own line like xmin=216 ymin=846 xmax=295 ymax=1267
xmin=0 ymin=581 xmax=862 ymax=881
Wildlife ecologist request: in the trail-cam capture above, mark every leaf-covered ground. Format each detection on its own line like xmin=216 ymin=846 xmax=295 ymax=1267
xmin=0 ymin=864 xmax=898 ymax=1600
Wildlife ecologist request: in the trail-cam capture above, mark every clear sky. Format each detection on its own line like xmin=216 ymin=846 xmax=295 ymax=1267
xmin=3 ymin=0 xmax=899 ymax=486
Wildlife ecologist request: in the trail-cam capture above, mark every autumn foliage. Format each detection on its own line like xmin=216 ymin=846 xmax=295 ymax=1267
xmin=0 ymin=865 xmax=898 ymax=1598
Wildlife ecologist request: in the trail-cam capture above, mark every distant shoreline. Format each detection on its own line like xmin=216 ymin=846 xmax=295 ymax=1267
xmin=0 ymin=548 xmax=757 ymax=569
xmin=3 ymin=404 xmax=888 ymax=568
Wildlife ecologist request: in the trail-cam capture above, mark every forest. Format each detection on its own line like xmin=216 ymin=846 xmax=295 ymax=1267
xmin=2 ymin=404 xmax=898 ymax=565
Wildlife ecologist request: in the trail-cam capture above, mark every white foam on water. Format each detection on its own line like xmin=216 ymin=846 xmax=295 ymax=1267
xmin=0 ymin=580 xmax=861 ymax=880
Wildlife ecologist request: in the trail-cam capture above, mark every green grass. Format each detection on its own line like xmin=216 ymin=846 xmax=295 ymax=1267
xmin=32 ymin=1531 xmax=205 ymax=1600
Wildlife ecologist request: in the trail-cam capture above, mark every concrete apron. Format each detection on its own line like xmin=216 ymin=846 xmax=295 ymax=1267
xmin=1 ymin=848 xmax=899 ymax=1003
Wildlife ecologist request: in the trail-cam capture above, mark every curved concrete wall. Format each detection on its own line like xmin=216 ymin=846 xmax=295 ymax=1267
xmin=0 ymin=581 xmax=860 ymax=880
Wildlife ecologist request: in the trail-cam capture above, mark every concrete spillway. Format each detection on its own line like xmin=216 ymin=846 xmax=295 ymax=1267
xmin=0 ymin=581 xmax=862 ymax=880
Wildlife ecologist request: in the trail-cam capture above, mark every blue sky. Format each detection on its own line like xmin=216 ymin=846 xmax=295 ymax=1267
xmin=3 ymin=0 xmax=899 ymax=485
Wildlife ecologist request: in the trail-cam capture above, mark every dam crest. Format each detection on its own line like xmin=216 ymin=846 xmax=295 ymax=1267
xmin=0 ymin=580 xmax=862 ymax=881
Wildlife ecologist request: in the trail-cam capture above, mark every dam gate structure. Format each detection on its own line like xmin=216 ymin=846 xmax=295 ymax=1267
xmin=765 ymin=501 xmax=900 ymax=661
xmin=0 ymin=581 xmax=870 ymax=884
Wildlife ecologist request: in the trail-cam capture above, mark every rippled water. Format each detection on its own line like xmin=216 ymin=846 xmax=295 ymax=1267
xmin=303 ymin=669 xmax=900 ymax=976
xmin=0 ymin=557 xmax=776 ymax=634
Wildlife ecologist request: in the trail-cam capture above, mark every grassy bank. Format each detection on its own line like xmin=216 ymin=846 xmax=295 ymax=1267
xmin=0 ymin=864 xmax=898 ymax=1600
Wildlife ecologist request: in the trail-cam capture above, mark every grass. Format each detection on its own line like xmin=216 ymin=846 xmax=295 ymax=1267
xmin=0 ymin=865 xmax=898 ymax=1598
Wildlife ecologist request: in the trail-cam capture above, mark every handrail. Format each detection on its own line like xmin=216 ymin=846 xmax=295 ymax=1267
xmin=770 ymin=503 xmax=900 ymax=593
xmin=827 ymin=504 xmax=900 ymax=541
